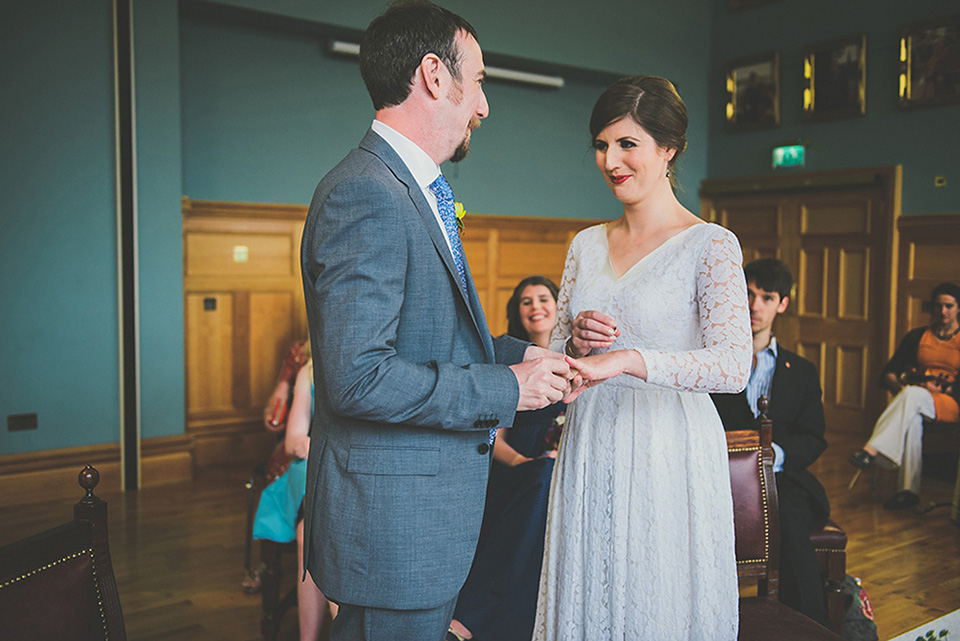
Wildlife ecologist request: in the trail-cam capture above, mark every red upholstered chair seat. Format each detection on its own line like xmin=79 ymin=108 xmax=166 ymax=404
xmin=0 ymin=466 xmax=126 ymax=641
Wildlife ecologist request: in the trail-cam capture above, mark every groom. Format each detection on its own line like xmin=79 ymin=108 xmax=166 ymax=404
xmin=299 ymin=2 xmax=574 ymax=640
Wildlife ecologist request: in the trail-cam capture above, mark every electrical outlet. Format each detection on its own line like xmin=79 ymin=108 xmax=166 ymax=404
xmin=8 ymin=413 xmax=38 ymax=432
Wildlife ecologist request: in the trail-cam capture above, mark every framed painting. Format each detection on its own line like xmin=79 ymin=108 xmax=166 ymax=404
xmin=802 ymin=34 xmax=867 ymax=121
xmin=899 ymin=15 xmax=960 ymax=109
xmin=725 ymin=52 xmax=780 ymax=132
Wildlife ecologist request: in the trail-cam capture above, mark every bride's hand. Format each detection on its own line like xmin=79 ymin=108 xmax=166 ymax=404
xmin=568 ymin=310 xmax=620 ymax=357
xmin=563 ymin=350 xmax=644 ymax=402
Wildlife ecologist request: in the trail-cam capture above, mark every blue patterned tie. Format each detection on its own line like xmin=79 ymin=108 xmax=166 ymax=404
xmin=429 ymin=175 xmax=467 ymax=290
xmin=430 ymin=176 xmax=494 ymax=444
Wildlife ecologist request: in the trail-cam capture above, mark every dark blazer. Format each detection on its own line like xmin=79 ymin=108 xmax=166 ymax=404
xmin=300 ymin=129 xmax=529 ymax=610
xmin=711 ymin=346 xmax=829 ymax=518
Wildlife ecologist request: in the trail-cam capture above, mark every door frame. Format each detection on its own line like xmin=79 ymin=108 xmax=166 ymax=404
xmin=700 ymin=166 xmax=902 ymax=431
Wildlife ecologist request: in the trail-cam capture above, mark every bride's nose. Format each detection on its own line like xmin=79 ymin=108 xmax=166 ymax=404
xmin=603 ymin=148 xmax=620 ymax=172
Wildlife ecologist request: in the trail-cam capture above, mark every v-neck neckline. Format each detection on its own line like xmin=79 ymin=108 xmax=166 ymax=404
xmin=602 ymin=222 xmax=704 ymax=281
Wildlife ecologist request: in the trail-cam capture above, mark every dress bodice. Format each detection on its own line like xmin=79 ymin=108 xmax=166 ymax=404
xmin=550 ymin=222 xmax=751 ymax=394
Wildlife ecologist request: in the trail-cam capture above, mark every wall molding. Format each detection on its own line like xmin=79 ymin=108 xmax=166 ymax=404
xmin=0 ymin=435 xmax=195 ymax=508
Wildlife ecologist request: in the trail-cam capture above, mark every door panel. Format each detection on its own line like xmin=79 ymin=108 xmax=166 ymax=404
xmin=707 ymin=184 xmax=890 ymax=434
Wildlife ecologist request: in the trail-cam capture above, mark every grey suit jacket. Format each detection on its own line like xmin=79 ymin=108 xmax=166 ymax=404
xmin=300 ymin=129 xmax=528 ymax=610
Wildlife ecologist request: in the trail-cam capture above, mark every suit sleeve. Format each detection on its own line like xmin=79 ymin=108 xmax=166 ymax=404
xmin=493 ymin=334 xmax=531 ymax=365
xmin=777 ymin=359 xmax=827 ymax=472
xmin=302 ymin=173 xmax=519 ymax=431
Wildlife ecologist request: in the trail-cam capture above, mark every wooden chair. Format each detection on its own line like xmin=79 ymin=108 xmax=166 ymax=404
xmin=0 ymin=465 xmax=126 ymax=641
xmin=731 ymin=398 xmax=847 ymax=631
xmin=244 ymin=456 xmax=299 ymax=640
xmin=259 ymin=538 xmax=298 ymax=640
xmin=727 ymin=418 xmax=845 ymax=640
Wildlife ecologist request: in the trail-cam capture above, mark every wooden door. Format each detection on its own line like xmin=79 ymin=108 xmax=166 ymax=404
xmin=707 ymin=174 xmax=896 ymax=434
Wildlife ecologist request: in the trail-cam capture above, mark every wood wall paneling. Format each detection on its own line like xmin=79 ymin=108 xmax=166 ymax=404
xmin=183 ymin=201 xmax=596 ymax=452
xmin=896 ymin=214 xmax=960 ymax=341
xmin=0 ymin=201 xmax=597 ymax=494
xmin=461 ymin=215 xmax=596 ymax=337
xmin=838 ymin=248 xmax=869 ymax=320
xmin=183 ymin=199 xmax=308 ymax=458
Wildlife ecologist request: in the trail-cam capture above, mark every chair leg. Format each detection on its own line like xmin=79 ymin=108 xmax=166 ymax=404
xmin=847 ymin=468 xmax=862 ymax=490
xmin=245 ymin=474 xmax=257 ymax=574
xmin=260 ymin=541 xmax=283 ymax=641
xmin=823 ymin=550 xmax=846 ymax=633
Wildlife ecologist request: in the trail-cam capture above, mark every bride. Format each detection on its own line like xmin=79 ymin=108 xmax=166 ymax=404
xmin=533 ymin=76 xmax=752 ymax=640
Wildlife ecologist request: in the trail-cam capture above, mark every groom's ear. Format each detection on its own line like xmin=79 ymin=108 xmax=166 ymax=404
xmin=418 ymin=53 xmax=444 ymax=100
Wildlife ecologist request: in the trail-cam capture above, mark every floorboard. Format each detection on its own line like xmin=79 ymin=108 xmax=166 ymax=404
xmin=1 ymin=428 xmax=957 ymax=640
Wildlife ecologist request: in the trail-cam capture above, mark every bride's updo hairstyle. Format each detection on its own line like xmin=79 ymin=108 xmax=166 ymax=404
xmin=589 ymin=75 xmax=688 ymax=189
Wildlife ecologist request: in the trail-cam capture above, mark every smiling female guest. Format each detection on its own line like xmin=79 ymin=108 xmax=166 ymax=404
xmin=533 ymin=76 xmax=751 ymax=640
xmin=448 ymin=277 xmax=566 ymax=641
xmin=849 ymin=282 xmax=960 ymax=510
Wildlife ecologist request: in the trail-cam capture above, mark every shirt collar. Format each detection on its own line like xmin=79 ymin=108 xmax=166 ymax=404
xmin=371 ymin=120 xmax=440 ymax=189
xmin=765 ymin=335 xmax=779 ymax=358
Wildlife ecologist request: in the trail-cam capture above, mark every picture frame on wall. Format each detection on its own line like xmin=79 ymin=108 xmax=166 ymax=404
xmin=725 ymin=52 xmax=780 ymax=132
xmin=898 ymin=15 xmax=960 ymax=109
xmin=802 ymin=34 xmax=867 ymax=122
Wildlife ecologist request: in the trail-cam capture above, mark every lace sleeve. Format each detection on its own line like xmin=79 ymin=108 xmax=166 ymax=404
xmin=641 ymin=228 xmax=752 ymax=393
xmin=549 ymin=235 xmax=579 ymax=353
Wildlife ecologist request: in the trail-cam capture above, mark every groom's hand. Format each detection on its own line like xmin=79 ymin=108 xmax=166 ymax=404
xmin=523 ymin=345 xmax=583 ymax=395
xmin=510 ymin=357 xmax=571 ymax=411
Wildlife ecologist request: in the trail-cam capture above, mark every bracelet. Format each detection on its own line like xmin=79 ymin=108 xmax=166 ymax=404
xmin=564 ymin=338 xmax=580 ymax=358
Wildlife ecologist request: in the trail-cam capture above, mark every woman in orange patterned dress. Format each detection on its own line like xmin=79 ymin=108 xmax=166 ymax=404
xmin=849 ymin=282 xmax=960 ymax=509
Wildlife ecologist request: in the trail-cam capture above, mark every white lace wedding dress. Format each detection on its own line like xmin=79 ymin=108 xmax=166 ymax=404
xmin=533 ymin=222 xmax=752 ymax=640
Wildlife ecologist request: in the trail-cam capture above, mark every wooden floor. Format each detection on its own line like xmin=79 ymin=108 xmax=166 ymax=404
xmin=1 ymin=429 xmax=958 ymax=641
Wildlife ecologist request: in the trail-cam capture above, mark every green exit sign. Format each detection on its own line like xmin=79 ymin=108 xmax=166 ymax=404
xmin=772 ymin=144 xmax=805 ymax=168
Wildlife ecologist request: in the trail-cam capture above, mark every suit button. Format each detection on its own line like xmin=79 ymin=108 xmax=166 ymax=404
xmin=477 ymin=443 xmax=490 ymax=454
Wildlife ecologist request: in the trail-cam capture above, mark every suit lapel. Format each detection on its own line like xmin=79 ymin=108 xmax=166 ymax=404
xmin=770 ymin=351 xmax=792 ymax=413
xmin=358 ymin=131 xmax=492 ymax=359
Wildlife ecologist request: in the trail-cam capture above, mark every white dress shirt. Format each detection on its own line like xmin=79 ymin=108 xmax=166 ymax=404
xmin=370 ymin=120 xmax=456 ymax=257
xmin=746 ymin=335 xmax=785 ymax=472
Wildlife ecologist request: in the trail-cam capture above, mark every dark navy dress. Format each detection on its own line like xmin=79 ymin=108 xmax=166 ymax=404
xmin=453 ymin=401 xmax=566 ymax=641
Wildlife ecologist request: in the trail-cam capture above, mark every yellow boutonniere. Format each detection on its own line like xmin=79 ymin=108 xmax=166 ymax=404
xmin=454 ymin=202 xmax=466 ymax=236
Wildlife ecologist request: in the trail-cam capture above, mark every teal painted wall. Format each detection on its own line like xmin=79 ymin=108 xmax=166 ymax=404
xmin=708 ymin=0 xmax=959 ymax=215
xmin=135 ymin=0 xmax=186 ymax=440
xmin=177 ymin=10 xmax=616 ymax=217
xmin=0 ymin=2 xmax=120 ymax=454
xmin=0 ymin=0 xmax=714 ymax=455
xmin=179 ymin=0 xmax=713 ymax=215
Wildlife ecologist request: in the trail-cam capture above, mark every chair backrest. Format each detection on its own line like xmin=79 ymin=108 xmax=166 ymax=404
xmin=727 ymin=406 xmax=781 ymax=599
xmin=0 ymin=466 xmax=126 ymax=641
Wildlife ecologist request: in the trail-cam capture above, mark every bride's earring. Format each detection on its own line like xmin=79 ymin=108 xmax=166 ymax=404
xmin=665 ymin=168 xmax=671 ymax=178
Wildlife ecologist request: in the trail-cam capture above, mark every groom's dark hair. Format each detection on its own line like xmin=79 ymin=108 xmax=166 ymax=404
xmin=360 ymin=0 xmax=478 ymax=110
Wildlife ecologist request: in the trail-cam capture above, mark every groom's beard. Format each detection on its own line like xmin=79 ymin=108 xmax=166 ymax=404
xmin=451 ymin=139 xmax=469 ymax=163
xmin=451 ymin=117 xmax=482 ymax=163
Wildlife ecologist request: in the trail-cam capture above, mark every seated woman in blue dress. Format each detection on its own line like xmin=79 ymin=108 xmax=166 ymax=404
xmin=448 ymin=276 xmax=566 ymax=641
xmin=252 ymin=342 xmax=338 ymax=640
